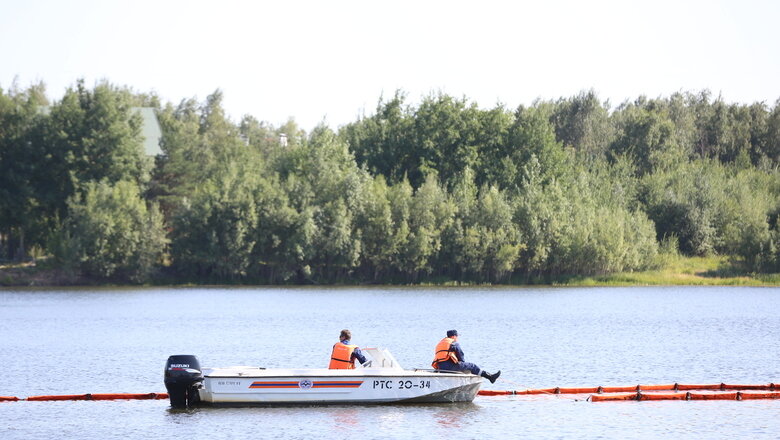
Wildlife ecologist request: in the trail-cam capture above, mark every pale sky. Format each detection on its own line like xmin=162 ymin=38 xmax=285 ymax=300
xmin=2 ymin=0 xmax=778 ymax=131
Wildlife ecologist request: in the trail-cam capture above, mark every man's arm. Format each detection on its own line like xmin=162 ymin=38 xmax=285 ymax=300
xmin=352 ymin=347 xmax=368 ymax=364
xmin=451 ymin=342 xmax=465 ymax=362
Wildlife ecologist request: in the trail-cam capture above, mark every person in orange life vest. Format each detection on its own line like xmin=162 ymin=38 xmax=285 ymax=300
xmin=432 ymin=330 xmax=501 ymax=383
xmin=329 ymin=329 xmax=367 ymax=369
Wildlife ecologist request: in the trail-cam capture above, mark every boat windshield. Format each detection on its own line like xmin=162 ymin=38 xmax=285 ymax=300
xmin=358 ymin=347 xmax=404 ymax=370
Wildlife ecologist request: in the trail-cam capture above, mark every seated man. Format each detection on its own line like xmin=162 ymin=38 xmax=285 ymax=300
xmin=329 ymin=329 xmax=367 ymax=369
xmin=432 ymin=330 xmax=500 ymax=383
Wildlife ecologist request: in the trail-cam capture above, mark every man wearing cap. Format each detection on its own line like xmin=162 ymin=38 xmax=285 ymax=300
xmin=432 ymin=330 xmax=501 ymax=383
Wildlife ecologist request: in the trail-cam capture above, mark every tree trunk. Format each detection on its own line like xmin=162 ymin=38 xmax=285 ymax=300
xmin=6 ymin=228 xmax=25 ymax=261
xmin=13 ymin=228 xmax=26 ymax=262
xmin=0 ymin=231 xmax=6 ymax=261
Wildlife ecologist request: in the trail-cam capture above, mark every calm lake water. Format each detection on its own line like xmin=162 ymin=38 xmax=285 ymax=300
xmin=1 ymin=286 xmax=779 ymax=439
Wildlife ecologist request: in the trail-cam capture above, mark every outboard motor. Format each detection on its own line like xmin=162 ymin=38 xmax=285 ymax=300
xmin=164 ymin=355 xmax=204 ymax=408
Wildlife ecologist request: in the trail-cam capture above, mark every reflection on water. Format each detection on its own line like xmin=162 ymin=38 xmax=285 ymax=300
xmin=433 ymin=403 xmax=480 ymax=431
xmin=377 ymin=407 xmax=406 ymax=433
xmin=164 ymin=406 xmax=202 ymax=424
xmin=332 ymin=407 xmax=360 ymax=429
xmin=1 ymin=286 xmax=780 ymax=439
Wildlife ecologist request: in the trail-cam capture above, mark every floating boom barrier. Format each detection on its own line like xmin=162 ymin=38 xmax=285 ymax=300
xmin=0 ymin=393 xmax=168 ymax=402
xmin=3 ymin=384 xmax=780 ymax=403
xmin=589 ymin=391 xmax=780 ymax=402
xmin=478 ymin=383 xmax=780 ymax=402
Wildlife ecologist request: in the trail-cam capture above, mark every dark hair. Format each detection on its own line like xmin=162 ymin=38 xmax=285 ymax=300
xmin=340 ymin=329 xmax=352 ymax=341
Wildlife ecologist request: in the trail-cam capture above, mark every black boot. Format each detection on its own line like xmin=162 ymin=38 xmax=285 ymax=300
xmin=480 ymin=370 xmax=501 ymax=384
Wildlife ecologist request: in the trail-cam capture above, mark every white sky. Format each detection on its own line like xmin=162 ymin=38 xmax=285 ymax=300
xmin=1 ymin=0 xmax=778 ymax=131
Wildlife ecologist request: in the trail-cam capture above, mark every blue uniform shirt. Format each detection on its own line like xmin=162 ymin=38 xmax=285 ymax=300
xmin=449 ymin=341 xmax=466 ymax=362
xmin=436 ymin=340 xmax=481 ymax=375
xmin=341 ymin=340 xmax=367 ymax=365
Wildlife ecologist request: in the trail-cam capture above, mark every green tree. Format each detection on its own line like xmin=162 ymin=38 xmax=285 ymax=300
xmin=342 ymin=92 xmax=514 ymax=190
xmin=170 ymin=163 xmax=259 ymax=280
xmin=715 ymin=169 xmax=778 ymax=269
xmin=763 ymin=99 xmax=780 ymax=165
xmin=257 ymin=125 xmax=367 ymax=282
xmin=639 ymin=160 xmax=726 ymax=256
xmin=498 ymin=104 xmax=567 ymax=191
xmin=152 ymin=90 xmax=255 ymax=219
xmin=396 ymin=174 xmax=455 ymax=280
xmin=410 ymin=94 xmax=483 ymax=187
xmin=49 ymin=80 xmax=150 ymax=188
xmin=298 ymin=127 xmax=365 ymax=280
xmin=514 ymin=156 xmax=658 ymax=277
xmin=251 ymin=174 xmax=315 ymax=283
xmin=0 ymin=82 xmax=49 ymax=259
xmin=54 ymin=180 xmax=166 ymax=282
xmin=609 ymin=99 xmax=686 ymax=175
xmin=341 ymin=91 xmax=413 ymax=183
xmin=352 ymin=176 xmax=398 ymax=281
xmin=549 ymin=90 xmax=614 ymax=160
xmin=448 ymin=169 xmax=523 ymax=281
xmin=239 ymin=115 xmax=280 ymax=156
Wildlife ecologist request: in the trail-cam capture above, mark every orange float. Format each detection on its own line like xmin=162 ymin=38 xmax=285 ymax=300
xmin=88 ymin=393 xmax=168 ymax=400
xmin=477 ymin=390 xmax=514 ymax=396
xmin=688 ymin=392 xmax=739 ymax=400
xmin=639 ymin=392 xmax=688 ymax=401
xmin=518 ymin=388 xmax=557 ymax=395
xmin=675 ymin=384 xmax=722 ymax=391
xmin=739 ymin=392 xmax=780 ymax=400
xmin=27 ymin=394 xmax=89 ymax=401
xmin=600 ymin=386 xmax=638 ymax=393
xmin=721 ymin=384 xmax=771 ymax=391
xmin=589 ymin=393 xmax=637 ymax=402
xmin=556 ymin=387 xmax=601 ymax=394
xmin=638 ymin=384 xmax=676 ymax=391
xmin=26 ymin=392 xmax=169 ymax=401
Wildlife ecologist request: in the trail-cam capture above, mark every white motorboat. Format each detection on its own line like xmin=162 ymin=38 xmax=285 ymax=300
xmin=164 ymin=348 xmax=482 ymax=407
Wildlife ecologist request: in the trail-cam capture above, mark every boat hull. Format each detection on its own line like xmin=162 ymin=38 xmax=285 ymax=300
xmin=198 ymin=368 xmax=482 ymax=405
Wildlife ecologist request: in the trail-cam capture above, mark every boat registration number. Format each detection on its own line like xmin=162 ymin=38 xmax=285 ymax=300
xmin=372 ymin=380 xmax=431 ymax=390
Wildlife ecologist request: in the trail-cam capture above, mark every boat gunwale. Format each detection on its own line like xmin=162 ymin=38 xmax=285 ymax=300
xmin=203 ymin=369 xmax=479 ymax=379
xmin=204 ymin=374 xmax=478 ymax=379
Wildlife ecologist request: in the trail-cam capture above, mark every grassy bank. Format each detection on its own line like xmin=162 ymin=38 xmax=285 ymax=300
xmin=2 ymin=255 xmax=780 ymax=287
xmin=0 ymin=260 xmax=91 ymax=287
xmin=550 ymin=255 xmax=780 ymax=286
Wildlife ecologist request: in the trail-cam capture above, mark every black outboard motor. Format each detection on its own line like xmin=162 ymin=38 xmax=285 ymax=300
xmin=164 ymin=355 xmax=204 ymax=408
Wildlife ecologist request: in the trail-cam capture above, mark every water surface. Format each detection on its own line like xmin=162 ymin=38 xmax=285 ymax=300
xmin=1 ymin=286 xmax=778 ymax=439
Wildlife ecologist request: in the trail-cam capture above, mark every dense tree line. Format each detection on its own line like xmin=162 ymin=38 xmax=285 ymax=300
xmin=1 ymin=80 xmax=779 ymax=283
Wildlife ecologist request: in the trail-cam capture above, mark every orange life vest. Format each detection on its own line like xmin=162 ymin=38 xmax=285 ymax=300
xmin=329 ymin=342 xmax=358 ymax=369
xmin=432 ymin=337 xmax=459 ymax=369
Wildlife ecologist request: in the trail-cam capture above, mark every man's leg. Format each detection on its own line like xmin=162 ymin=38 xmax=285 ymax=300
xmin=457 ymin=361 xmax=481 ymax=375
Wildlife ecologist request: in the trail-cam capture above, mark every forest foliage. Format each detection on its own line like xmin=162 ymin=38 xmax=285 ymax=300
xmin=2 ymin=80 xmax=780 ymax=283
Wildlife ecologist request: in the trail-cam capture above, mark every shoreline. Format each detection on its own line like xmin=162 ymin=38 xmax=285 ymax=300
xmin=2 ymin=256 xmax=779 ymax=288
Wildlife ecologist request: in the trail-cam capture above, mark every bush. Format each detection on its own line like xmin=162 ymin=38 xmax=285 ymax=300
xmin=54 ymin=180 xmax=166 ymax=282
xmin=170 ymin=166 xmax=258 ymax=280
